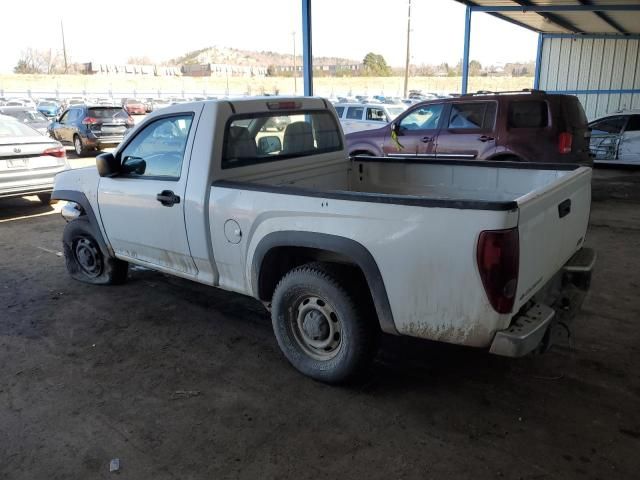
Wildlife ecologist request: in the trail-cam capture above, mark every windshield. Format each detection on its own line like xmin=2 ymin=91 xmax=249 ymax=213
xmin=386 ymin=107 xmax=405 ymax=120
xmin=0 ymin=117 xmax=39 ymax=137
xmin=88 ymin=107 xmax=128 ymax=119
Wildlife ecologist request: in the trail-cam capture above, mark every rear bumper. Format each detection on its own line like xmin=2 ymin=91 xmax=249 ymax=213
xmin=83 ymin=135 xmax=124 ymax=149
xmin=0 ymin=166 xmax=67 ymax=198
xmin=489 ymin=247 xmax=596 ymax=357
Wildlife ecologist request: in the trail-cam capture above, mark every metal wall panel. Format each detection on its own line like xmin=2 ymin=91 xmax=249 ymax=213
xmin=539 ymin=36 xmax=640 ymax=120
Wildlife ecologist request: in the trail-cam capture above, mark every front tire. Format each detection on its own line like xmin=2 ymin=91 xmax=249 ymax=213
xmin=271 ymin=263 xmax=377 ymax=383
xmin=37 ymin=193 xmax=53 ymax=205
xmin=63 ymin=219 xmax=128 ymax=285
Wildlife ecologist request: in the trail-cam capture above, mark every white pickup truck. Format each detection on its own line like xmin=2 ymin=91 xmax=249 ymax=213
xmin=52 ymin=97 xmax=595 ymax=383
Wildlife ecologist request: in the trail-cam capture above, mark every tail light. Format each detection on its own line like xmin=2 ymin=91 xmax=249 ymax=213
xmin=558 ymin=132 xmax=573 ymax=154
xmin=82 ymin=117 xmax=98 ymax=125
xmin=43 ymin=146 xmax=66 ymax=158
xmin=477 ymin=228 xmax=519 ymax=314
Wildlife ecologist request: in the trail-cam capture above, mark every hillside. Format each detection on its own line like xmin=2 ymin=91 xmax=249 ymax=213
xmin=169 ymin=46 xmax=360 ymax=67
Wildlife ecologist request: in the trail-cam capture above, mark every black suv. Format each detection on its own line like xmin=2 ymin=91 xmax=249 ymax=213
xmin=48 ymin=105 xmax=134 ymax=156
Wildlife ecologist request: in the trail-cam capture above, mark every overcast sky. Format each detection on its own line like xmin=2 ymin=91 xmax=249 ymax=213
xmin=0 ymin=0 xmax=537 ymax=73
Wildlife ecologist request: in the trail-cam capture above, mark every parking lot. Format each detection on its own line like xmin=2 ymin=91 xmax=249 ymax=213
xmin=0 ymin=164 xmax=638 ymax=479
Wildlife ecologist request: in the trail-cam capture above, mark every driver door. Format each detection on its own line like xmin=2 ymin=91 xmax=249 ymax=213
xmin=51 ymin=110 xmax=70 ymax=143
xmin=97 ymin=112 xmax=200 ymax=274
xmin=383 ymin=103 xmax=444 ymax=158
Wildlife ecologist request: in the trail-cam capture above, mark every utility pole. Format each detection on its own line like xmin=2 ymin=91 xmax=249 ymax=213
xmin=403 ymin=0 xmax=412 ymax=98
xmin=292 ymin=31 xmax=297 ymax=95
xmin=61 ymin=20 xmax=68 ymax=73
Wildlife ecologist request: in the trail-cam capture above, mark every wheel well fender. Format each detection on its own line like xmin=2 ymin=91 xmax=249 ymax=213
xmin=51 ymin=189 xmax=112 ymax=257
xmin=251 ymin=231 xmax=398 ymax=335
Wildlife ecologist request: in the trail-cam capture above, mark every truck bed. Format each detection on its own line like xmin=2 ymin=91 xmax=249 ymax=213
xmin=213 ymin=156 xmax=591 ymax=346
xmin=220 ymin=156 xmax=580 ymax=209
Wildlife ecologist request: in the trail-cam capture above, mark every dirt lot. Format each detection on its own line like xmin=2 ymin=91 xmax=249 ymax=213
xmin=1 ymin=166 xmax=639 ymax=480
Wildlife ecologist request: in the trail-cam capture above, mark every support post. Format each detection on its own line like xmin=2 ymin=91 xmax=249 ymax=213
xmin=302 ymin=0 xmax=313 ymax=96
xmin=534 ymin=33 xmax=543 ymax=90
xmin=461 ymin=6 xmax=471 ymax=94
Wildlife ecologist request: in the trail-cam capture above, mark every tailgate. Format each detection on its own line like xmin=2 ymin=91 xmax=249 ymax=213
xmin=514 ymin=167 xmax=592 ymax=310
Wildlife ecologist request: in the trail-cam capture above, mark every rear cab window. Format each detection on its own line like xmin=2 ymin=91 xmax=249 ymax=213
xmin=448 ymin=102 xmax=496 ymax=130
xmin=222 ymin=110 xmax=343 ymax=169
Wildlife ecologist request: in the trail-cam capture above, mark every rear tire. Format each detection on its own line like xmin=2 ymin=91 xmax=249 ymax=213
xmin=271 ymin=263 xmax=377 ymax=383
xmin=74 ymin=135 xmax=88 ymax=157
xmin=63 ymin=219 xmax=128 ymax=285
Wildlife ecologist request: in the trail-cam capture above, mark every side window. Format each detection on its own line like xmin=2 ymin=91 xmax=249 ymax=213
xmin=508 ymin=101 xmax=548 ymax=128
xmin=334 ymin=106 xmax=345 ymax=118
xmin=346 ymin=107 xmax=363 ymax=120
xmin=399 ymin=104 xmax=444 ymax=130
xmin=366 ymin=107 xmax=386 ymax=122
xmin=590 ymin=116 xmax=627 ymax=135
xmin=448 ymin=102 xmax=495 ymax=130
xmin=58 ymin=111 xmax=69 ymax=123
xmin=119 ymin=115 xmax=193 ymax=179
xmin=626 ymin=115 xmax=640 ymax=132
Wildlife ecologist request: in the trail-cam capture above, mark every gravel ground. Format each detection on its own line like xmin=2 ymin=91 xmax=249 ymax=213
xmin=0 ymin=167 xmax=639 ymax=480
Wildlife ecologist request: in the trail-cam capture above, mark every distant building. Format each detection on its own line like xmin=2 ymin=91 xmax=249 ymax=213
xmin=270 ymin=64 xmax=362 ymax=74
xmin=181 ymin=63 xmax=268 ymax=78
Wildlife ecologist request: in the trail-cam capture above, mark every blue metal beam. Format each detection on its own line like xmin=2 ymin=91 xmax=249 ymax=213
xmin=547 ymin=89 xmax=640 ymax=95
xmin=461 ymin=6 xmax=471 ymax=95
xmin=302 ymin=0 xmax=313 ymax=96
xmin=533 ymin=33 xmax=543 ymax=90
xmin=543 ymin=33 xmax=640 ymax=40
xmin=470 ymin=5 xmax=640 ymax=13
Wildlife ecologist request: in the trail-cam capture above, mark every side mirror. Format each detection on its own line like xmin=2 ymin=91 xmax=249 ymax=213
xmin=96 ymin=152 xmax=121 ymax=177
xmin=121 ymin=156 xmax=146 ymax=175
xmin=258 ymin=135 xmax=282 ymax=155
xmin=391 ymin=122 xmax=403 ymax=135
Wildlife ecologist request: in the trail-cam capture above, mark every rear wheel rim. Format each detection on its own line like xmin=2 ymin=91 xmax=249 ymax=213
xmin=291 ymin=295 xmax=342 ymax=361
xmin=74 ymin=237 xmax=103 ymax=278
xmin=74 ymin=137 xmax=82 ymax=155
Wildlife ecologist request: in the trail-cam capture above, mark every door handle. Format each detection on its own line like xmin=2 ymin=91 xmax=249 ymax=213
xmin=558 ymin=198 xmax=571 ymax=218
xmin=478 ymin=135 xmax=495 ymax=142
xmin=156 ymin=190 xmax=180 ymax=207
xmin=421 ymin=136 xmax=433 ymax=143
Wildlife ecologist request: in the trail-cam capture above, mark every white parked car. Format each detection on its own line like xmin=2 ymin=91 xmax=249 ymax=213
xmin=51 ymin=97 xmax=595 ymax=383
xmin=0 ymin=114 xmax=68 ymax=204
xmin=589 ymin=110 xmax=640 ymax=165
xmin=334 ymin=102 xmax=407 ymax=134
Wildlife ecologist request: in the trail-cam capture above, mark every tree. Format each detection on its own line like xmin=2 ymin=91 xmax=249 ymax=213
xmin=362 ymin=52 xmax=391 ymax=76
xmin=469 ymin=60 xmax=482 ymax=76
xmin=14 ymin=48 xmax=65 ymax=74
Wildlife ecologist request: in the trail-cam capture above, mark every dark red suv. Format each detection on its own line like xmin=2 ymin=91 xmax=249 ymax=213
xmin=345 ymin=90 xmax=591 ymax=165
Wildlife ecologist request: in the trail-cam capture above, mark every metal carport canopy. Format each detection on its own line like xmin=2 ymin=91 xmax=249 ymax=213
xmin=453 ymin=1 xmax=640 ymax=95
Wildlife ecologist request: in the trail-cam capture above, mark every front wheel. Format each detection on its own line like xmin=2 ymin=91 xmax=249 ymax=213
xmin=63 ymin=219 xmax=128 ymax=285
xmin=271 ymin=263 xmax=377 ymax=383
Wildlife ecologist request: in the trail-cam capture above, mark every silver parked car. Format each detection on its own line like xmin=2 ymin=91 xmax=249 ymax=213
xmin=0 ymin=107 xmax=51 ymax=136
xmin=0 ymin=114 xmax=69 ymax=204
xmin=589 ymin=110 xmax=640 ymax=165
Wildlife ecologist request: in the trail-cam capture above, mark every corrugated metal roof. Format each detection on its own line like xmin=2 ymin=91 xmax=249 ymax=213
xmin=455 ymin=1 xmax=640 ymax=35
